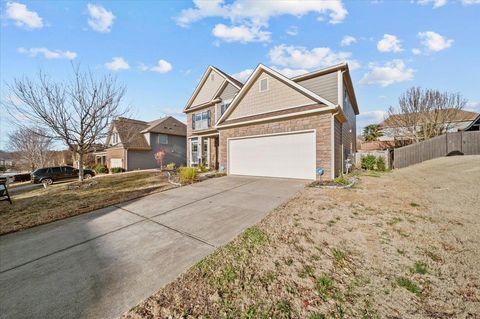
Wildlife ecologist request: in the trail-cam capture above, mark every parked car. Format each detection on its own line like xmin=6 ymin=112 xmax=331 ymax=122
xmin=12 ymin=173 xmax=31 ymax=182
xmin=31 ymin=166 xmax=95 ymax=185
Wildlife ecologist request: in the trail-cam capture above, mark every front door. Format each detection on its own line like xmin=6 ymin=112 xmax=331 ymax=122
xmin=201 ymin=138 xmax=209 ymax=166
xmin=191 ymin=139 xmax=198 ymax=165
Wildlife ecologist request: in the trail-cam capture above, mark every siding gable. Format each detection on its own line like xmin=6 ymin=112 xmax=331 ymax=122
xmin=219 ymin=83 xmax=239 ymax=101
xmin=227 ymin=71 xmax=317 ymax=121
xmin=296 ymin=72 xmax=338 ymax=105
xmin=191 ymin=69 xmax=225 ymax=107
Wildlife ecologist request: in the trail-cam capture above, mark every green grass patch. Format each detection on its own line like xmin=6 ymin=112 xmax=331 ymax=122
xmin=413 ymin=261 xmax=428 ymax=274
xmin=332 ymin=248 xmax=348 ymax=263
xmin=315 ymin=275 xmax=336 ymax=300
xmin=396 ymin=277 xmax=422 ymax=295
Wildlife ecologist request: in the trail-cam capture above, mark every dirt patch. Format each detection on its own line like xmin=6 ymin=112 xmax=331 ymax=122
xmin=0 ymin=171 xmax=173 ymax=235
xmin=124 ymin=156 xmax=480 ymax=318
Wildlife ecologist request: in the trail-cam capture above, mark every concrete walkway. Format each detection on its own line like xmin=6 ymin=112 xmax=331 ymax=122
xmin=0 ymin=176 xmax=306 ymax=319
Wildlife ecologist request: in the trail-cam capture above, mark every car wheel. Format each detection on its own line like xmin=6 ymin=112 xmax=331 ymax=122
xmin=84 ymin=173 xmax=92 ymax=179
xmin=42 ymin=178 xmax=53 ymax=186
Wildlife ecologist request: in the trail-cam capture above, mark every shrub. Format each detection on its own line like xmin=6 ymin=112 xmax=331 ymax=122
xmin=361 ymin=155 xmax=377 ymax=170
xmin=93 ymin=164 xmax=108 ymax=174
xmin=166 ymin=162 xmax=176 ymax=170
xmin=179 ymin=167 xmax=197 ymax=184
xmin=376 ymin=156 xmax=386 ymax=171
xmin=334 ymin=177 xmax=350 ymax=185
xmin=110 ymin=167 xmax=125 ymax=174
xmin=197 ymin=162 xmax=209 ymax=173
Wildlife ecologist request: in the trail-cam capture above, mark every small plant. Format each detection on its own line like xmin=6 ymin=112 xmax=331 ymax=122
xmin=110 ymin=167 xmax=124 ymax=174
xmin=332 ymin=248 xmax=347 ymax=263
xmin=197 ymin=162 xmax=209 ymax=172
xmin=396 ymin=277 xmax=422 ymax=295
xmin=93 ymin=164 xmax=108 ymax=174
xmin=376 ymin=156 xmax=386 ymax=171
xmin=154 ymin=149 xmax=167 ymax=170
xmin=276 ymin=299 xmax=292 ymax=318
xmin=413 ymin=261 xmax=428 ymax=274
xmin=361 ymin=155 xmax=376 ymax=170
xmin=410 ymin=202 xmax=420 ymax=207
xmin=315 ymin=275 xmax=335 ymax=300
xmin=334 ymin=177 xmax=350 ymax=185
xmin=166 ymin=162 xmax=176 ymax=170
xmin=179 ymin=167 xmax=197 ymax=184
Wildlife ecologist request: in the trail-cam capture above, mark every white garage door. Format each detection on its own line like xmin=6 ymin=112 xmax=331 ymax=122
xmin=228 ymin=131 xmax=316 ymax=180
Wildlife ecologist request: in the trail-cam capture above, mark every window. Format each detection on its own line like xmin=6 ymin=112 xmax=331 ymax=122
xmin=220 ymin=99 xmax=232 ymax=116
xmin=157 ymin=134 xmax=168 ymax=145
xmin=259 ymin=78 xmax=268 ymax=92
xmin=191 ymin=138 xmax=198 ymax=164
xmin=192 ymin=111 xmax=211 ymax=130
xmin=64 ymin=166 xmax=74 ymax=174
xmin=111 ymin=132 xmax=119 ymax=145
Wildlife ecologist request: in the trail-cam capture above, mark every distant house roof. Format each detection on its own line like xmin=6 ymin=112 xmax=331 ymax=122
xmin=109 ymin=116 xmax=186 ymax=150
xmin=381 ymin=109 xmax=480 ymax=128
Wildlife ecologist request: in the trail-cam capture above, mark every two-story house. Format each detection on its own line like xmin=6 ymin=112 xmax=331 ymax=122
xmin=96 ymin=116 xmax=187 ymax=171
xmin=184 ymin=63 xmax=359 ymax=180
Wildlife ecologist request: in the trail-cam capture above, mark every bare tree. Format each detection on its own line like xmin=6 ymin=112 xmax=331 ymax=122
xmin=8 ymin=128 xmax=53 ymax=171
xmin=3 ymin=66 xmax=127 ymax=181
xmin=386 ymin=87 xmax=467 ymax=142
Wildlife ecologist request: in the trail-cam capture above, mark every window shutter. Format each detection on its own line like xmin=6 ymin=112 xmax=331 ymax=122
xmin=192 ymin=114 xmax=196 ymax=129
xmin=207 ymin=110 xmax=211 ymax=127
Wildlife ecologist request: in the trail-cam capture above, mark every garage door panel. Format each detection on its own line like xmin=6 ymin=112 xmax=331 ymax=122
xmin=228 ymin=131 xmax=316 ymax=180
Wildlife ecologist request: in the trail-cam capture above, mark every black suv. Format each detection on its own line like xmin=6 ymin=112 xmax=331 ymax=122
xmin=31 ymin=166 xmax=95 ymax=185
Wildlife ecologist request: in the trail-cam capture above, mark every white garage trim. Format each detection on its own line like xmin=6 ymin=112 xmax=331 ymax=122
xmin=227 ymin=129 xmax=316 ymax=180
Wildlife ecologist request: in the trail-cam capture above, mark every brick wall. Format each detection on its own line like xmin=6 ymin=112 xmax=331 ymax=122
xmin=218 ymin=112 xmax=333 ymax=179
xmin=106 ymin=148 xmax=125 ymax=169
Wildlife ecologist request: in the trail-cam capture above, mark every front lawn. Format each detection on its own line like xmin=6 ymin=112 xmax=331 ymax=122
xmin=0 ymin=171 xmax=173 ymax=235
xmin=124 ymin=156 xmax=480 ymax=318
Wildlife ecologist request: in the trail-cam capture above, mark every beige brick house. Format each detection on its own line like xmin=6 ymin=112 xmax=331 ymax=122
xmin=184 ymin=63 xmax=359 ymax=180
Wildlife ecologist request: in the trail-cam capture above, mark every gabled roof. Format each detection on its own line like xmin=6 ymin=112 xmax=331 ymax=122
xmin=141 ymin=116 xmax=186 ymax=136
xmin=183 ymin=66 xmax=243 ymax=112
xmin=110 ymin=117 xmax=150 ymax=150
xmin=216 ymin=64 xmax=336 ymax=125
xmin=381 ymin=109 xmax=480 ymax=127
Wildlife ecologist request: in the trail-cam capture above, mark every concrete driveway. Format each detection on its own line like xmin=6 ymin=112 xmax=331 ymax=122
xmin=0 ymin=176 xmax=306 ymax=319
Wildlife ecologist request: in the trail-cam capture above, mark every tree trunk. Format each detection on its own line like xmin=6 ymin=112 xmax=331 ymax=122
xmin=78 ymin=152 xmax=84 ymax=182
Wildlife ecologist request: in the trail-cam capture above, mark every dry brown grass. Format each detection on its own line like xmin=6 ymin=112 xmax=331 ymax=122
xmin=124 ymin=156 xmax=480 ymax=319
xmin=0 ymin=171 xmax=172 ymax=235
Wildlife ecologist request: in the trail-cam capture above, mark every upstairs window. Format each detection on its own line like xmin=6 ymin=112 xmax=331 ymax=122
xmin=157 ymin=134 xmax=168 ymax=145
xmin=111 ymin=132 xmax=119 ymax=145
xmin=259 ymin=78 xmax=269 ymax=92
xmin=220 ymin=99 xmax=233 ymax=116
xmin=192 ymin=110 xmax=211 ymax=130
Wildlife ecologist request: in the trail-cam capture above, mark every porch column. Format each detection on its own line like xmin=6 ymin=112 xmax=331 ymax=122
xmin=198 ymin=137 xmax=203 ymax=165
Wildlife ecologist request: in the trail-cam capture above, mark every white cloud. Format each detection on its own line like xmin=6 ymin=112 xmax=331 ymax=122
xmin=268 ymin=44 xmax=360 ymax=71
xmin=357 ymin=110 xmax=387 ymax=132
xmin=104 ymin=57 xmax=129 ymax=71
xmin=231 ymin=68 xmax=254 ymax=83
xmin=416 ymin=0 xmax=447 ymax=8
xmin=5 ymin=2 xmax=43 ymax=29
xmin=18 ymin=47 xmax=77 ymax=60
xmin=377 ymin=34 xmax=403 ymax=53
xmin=87 ymin=3 xmax=115 ymax=33
xmin=462 ymin=0 xmax=480 ymax=4
xmin=212 ymin=24 xmax=270 ymax=43
xmin=175 ymin=0 xmax=347 ymax=43
xmin=286 ymin=25 xmax=299 ymax=36
xmin=139 ymin=60 xmax=173 ymax=73
xmin=340 ymin=35 xmax=356 ymax=46
xmin=271 ymin=67 xmax=309 ymax=78
xmin=360 ymin=59 xmax=414 ymax=87
xmin=412 ymin=48 xmax=422 ymax=55
xmin=418 ymin=31 xmax=453 ymax=52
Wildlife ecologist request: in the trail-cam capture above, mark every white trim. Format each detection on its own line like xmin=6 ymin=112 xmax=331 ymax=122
xmin=216 ymin=64 xmax=336 ymax=126
xmin=216 ymin=105 xmax=337 ymax=129
xmin=190 ymin=132 xmax=219 ymax=138
xmin=330 ymin=113 xmax=336 ymax=179
xmin=291 ymin=62 xmax=347 ymax=81
xmin=184 ymin=98 xmax=221 ymax=113
xmin=227 ymin=129 xmax=317 ymax=178
xmin=211 ymin=66 xmax=243 ymax=90
xmin=338 ymin=70 xmax=343 ymax=109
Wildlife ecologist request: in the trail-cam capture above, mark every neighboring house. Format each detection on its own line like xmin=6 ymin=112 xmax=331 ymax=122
xmin=184 ymin=63 xmax=359 ymax=180
xmin=97 ymin=116 xmax=186 ymax=171
xmin=379 ymin=109 xmax=480 ymax=142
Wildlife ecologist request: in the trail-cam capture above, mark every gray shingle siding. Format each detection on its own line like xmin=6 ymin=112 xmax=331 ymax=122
xmin=296 ymin=72 xmax=338 ymax=104
xmin=127 ymin=133 xmax=186 ymax=170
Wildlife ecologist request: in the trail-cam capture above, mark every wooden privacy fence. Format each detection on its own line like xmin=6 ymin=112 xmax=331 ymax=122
xmin=393 ymin=131 xmax=480 ymax=169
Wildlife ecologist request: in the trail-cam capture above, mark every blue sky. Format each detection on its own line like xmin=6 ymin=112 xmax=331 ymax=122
xmin=1 ymin=0 xmax=479 ymax=150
